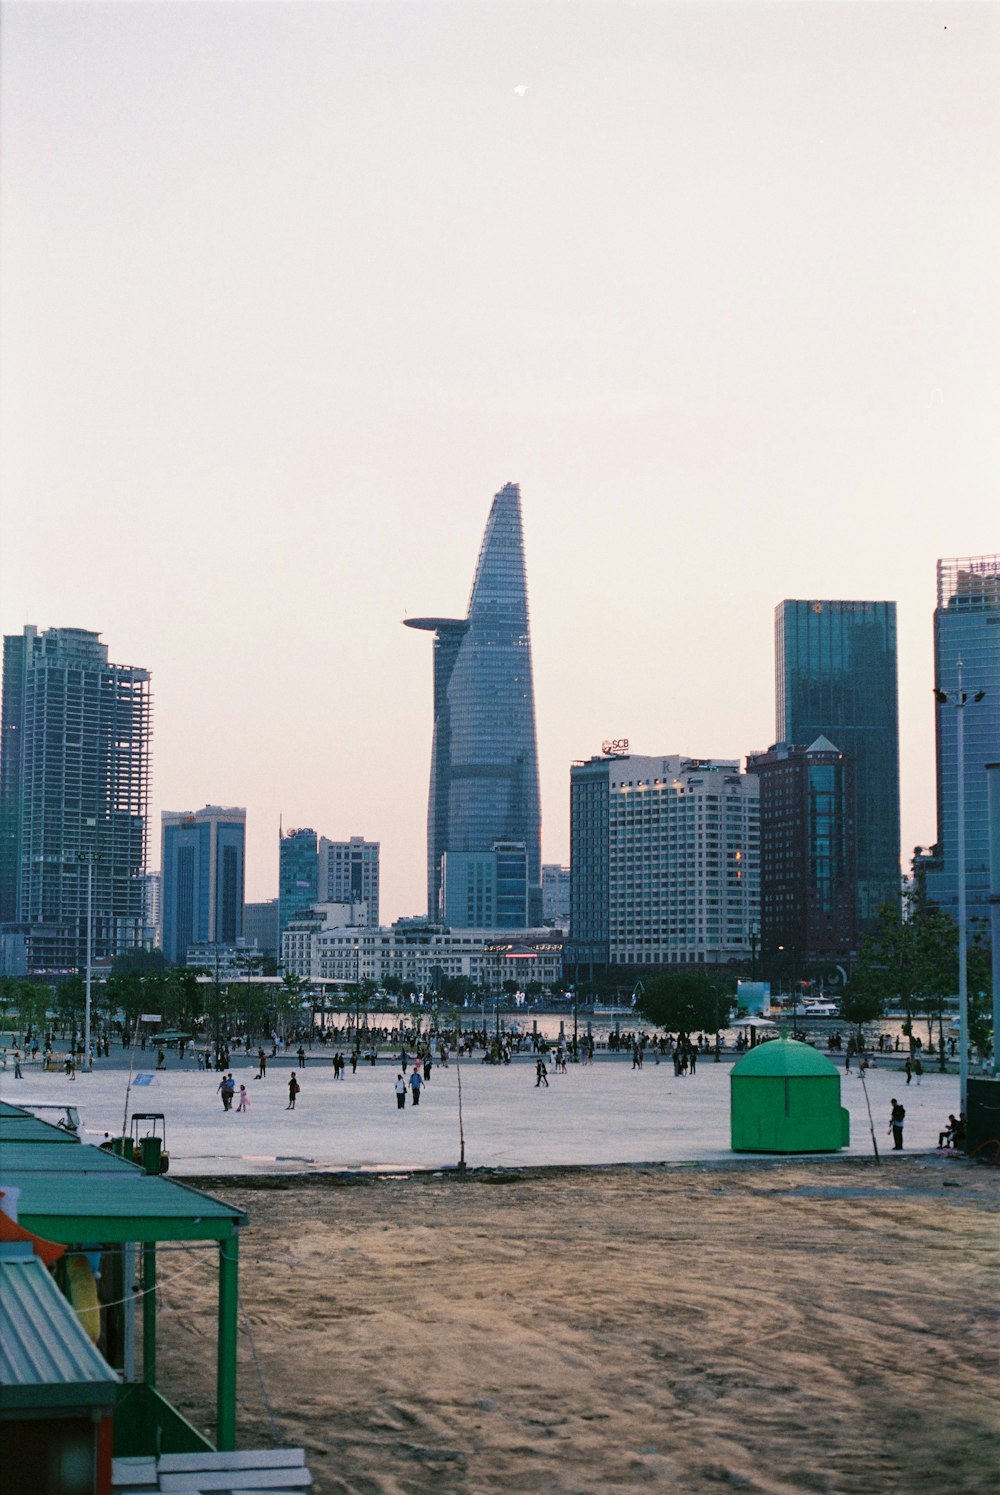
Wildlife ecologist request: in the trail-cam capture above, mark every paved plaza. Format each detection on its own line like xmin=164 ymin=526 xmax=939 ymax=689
xmin=4 ymin=1048 xmax=960 ymax=1174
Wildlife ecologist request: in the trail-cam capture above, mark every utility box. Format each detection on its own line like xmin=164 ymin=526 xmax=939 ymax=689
xmin=966 ymin=1078 xmax=1000 ymax=1159
xmin=731 ymin=1036 xmax=850 ymax=1153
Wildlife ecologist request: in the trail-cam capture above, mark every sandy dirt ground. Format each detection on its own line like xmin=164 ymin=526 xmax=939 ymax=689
xmin=156 ymin=1157 xmax=998 ymax=1495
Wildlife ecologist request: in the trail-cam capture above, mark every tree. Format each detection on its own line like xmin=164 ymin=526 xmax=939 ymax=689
xmin=838 ymin=983 xmax=887 ymax=1049
xmin=636 ymin=972 xmax=724 ymax=1036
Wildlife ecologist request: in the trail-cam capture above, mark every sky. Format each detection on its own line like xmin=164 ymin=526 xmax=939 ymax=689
xmin=1 ymin=0 xmax=997 ymax=923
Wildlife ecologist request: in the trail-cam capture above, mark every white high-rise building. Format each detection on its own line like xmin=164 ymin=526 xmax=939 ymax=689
xmin=569 ymin=753 xmax=760 ymax=974
xmin=318 ymin=836 xmax=380 ymax=926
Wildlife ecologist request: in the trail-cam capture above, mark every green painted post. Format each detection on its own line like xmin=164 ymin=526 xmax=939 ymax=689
xmin=142 ymin=1244 xmax=156 ymax=1385
xmin=216 ymin=1233 xmax=240 ymax=1450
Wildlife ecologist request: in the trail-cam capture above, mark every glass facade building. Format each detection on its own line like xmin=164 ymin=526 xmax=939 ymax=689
xmin=776 ymin=600 xmax=900 ymax=932
xmin=160 ymin=806 xmax=246 ymax=966
xmin=406 ymin=482 xmax=542 ymax=925
xmin=748 ymin=738 xmax=856 ymax=967
xmin=0 ymin=626 xmax=151 ymax=974
xmin=278 ymin=827 xmax=319 ymax=936
xmin=924 ymin=556 xmax=1000 ymax=946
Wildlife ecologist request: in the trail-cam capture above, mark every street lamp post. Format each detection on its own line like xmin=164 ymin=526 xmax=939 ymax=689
xmin=935 ymin=663 xmax=987 ymax=1112
xmin=77 ymin=850 xmax=102 ymax=1073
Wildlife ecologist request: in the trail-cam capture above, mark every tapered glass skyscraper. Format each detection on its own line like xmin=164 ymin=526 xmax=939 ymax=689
xmin=776 ymin=599 xmax=900 ymax=932
xmin=406 ymin=482 xmax=542 ymax=925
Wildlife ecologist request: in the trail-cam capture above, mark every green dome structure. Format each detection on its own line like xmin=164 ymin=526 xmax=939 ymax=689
xmin=730 ymin=1036 xmax=850 ymax=1153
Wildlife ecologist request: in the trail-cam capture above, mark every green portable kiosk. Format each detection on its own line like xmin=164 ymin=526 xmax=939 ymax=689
xmin=730 ymin=1036 xmax=850 ymax=1153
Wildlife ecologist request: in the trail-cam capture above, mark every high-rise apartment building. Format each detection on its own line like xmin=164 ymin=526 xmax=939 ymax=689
xmin=278 ymin=827 xmax=318 ymax=936
xmin=568 ymin=753 xmax=759 ymax=977
xmin=541 ymin=864 xmax=571 ymax=930
xmin=776 ymin=599 xmax=900 ymax=931
xmin=0 ymin=626 xmax=151 ymax=974
xmin=318 ymin=836 xmax=380 ymax=925
xmin=243 ymin=899 xmax=279 ymax=960
xmin=747 ymin=738 xmax=857 ymax=968
xmin=924 ymin=555 xmax=1000 ymax=944
xmin=160 ymin=806 xmax=246 ymax=965
xmin=405 ymin=482 xmax=542 ymax=925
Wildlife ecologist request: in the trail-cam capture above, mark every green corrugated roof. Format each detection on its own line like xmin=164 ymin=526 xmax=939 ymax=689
xmin=731 ymin=1036 xmax=839 ymax=1078
xmin=2 ymin=1107 xmax=247 ymax=1244
xmin=0 ymin=1142 xmax=141 ymax=1174
xmin=0 ymin=1243 xmax=119 ymax=1409
xmin=0 ymin=1114 xmax=80 ymax=1144
xmin=2 ymin=1168 xmax=247 ymax=1244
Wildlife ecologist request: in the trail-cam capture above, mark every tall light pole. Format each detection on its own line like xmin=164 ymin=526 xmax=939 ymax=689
xmin=935 ymin=663 xmax=987 ymax=1112
xmin=77 ymin=850 xmax=102 ymax=1072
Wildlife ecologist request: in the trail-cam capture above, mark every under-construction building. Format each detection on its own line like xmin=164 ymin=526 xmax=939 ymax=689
xmin=0 ymin=626 xmax=152 ymax=974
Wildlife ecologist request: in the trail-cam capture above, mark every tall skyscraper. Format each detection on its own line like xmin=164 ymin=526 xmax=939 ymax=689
xmin=748 ymin=738 xmax=857 ymax=968
xmin=318 ymin=835 xmax=380 ymax=925
xmin=0 ymin=626 xmax=151 ymax=973
xmin=278 ymin=826 xmax=318 ymax=936
xmin=776 ymin=599 xmax=900 ymax=931
xmin=924 ymin=556 xmax=1000 ymax=943
xmin=405 ymin=481 xmax=542 ymax=924
xmin=160 ymin=806 xmax=246 ymax=965
xmin=568 ymin=752 xmax=760 ymax=977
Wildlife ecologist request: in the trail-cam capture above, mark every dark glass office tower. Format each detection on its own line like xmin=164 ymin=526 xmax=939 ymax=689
xmin=776 ymin=600 xmax=900 ymax=932
xmin=924 ymin=556 xmax=1000 ymax=945
xmin=406 ymin=482 xmax=542 ymax=925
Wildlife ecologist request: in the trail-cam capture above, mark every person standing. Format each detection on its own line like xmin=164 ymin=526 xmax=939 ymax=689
xmin=889 ymin=1098 xmax=906 ymax=1150
xmin=297 ymin=1045 xmax=306 ymax=1068
xmin=286 ymin=1072 xmax=300 ymax=1110
xmin=13 ymin=1050 xmax=22 ymax=1079
xmin=236 ymin=1084 xmax=249 ymax=1113
xmin=256 ymin=1047 xmax=267 ymax=1079
xmin=409 ymin=1068 xmax=423 ymax=1106
xmin=914 ymin=1057 xmax=923 ymax=1085
xmin=395 ymin=1073 xmax=407 ymax=1109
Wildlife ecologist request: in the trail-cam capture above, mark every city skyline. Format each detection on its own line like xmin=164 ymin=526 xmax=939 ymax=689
xmin=1 ymin=4 xmax=996 ymax=923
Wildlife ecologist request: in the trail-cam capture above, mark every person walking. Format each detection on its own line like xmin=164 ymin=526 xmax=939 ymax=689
xmin=904 ymin=1056 xmax=913 ymax=1085
xmin=889 ymin=1098 xmax=906 ymax=1150
xmin=286 ymin=1072 xmax=301 ymax=1110
xmin=13 ymin=1050 xmax=22 ymax=1079
xmin=394 ymin=1073 xmax=407 ymax=1109
xmin=409 ymin=1069 xmax=423 ymax=1106
xmin=535 ymin=1058 xmax=549 ymax=1088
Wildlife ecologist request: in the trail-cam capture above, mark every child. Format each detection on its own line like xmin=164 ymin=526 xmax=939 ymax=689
xmin=236 ymin=1084 xmax=249 ymax=1113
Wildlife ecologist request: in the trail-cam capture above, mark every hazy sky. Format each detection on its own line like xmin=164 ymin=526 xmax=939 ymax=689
xmin=1 ymin=1 xmax=997 ymax=922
